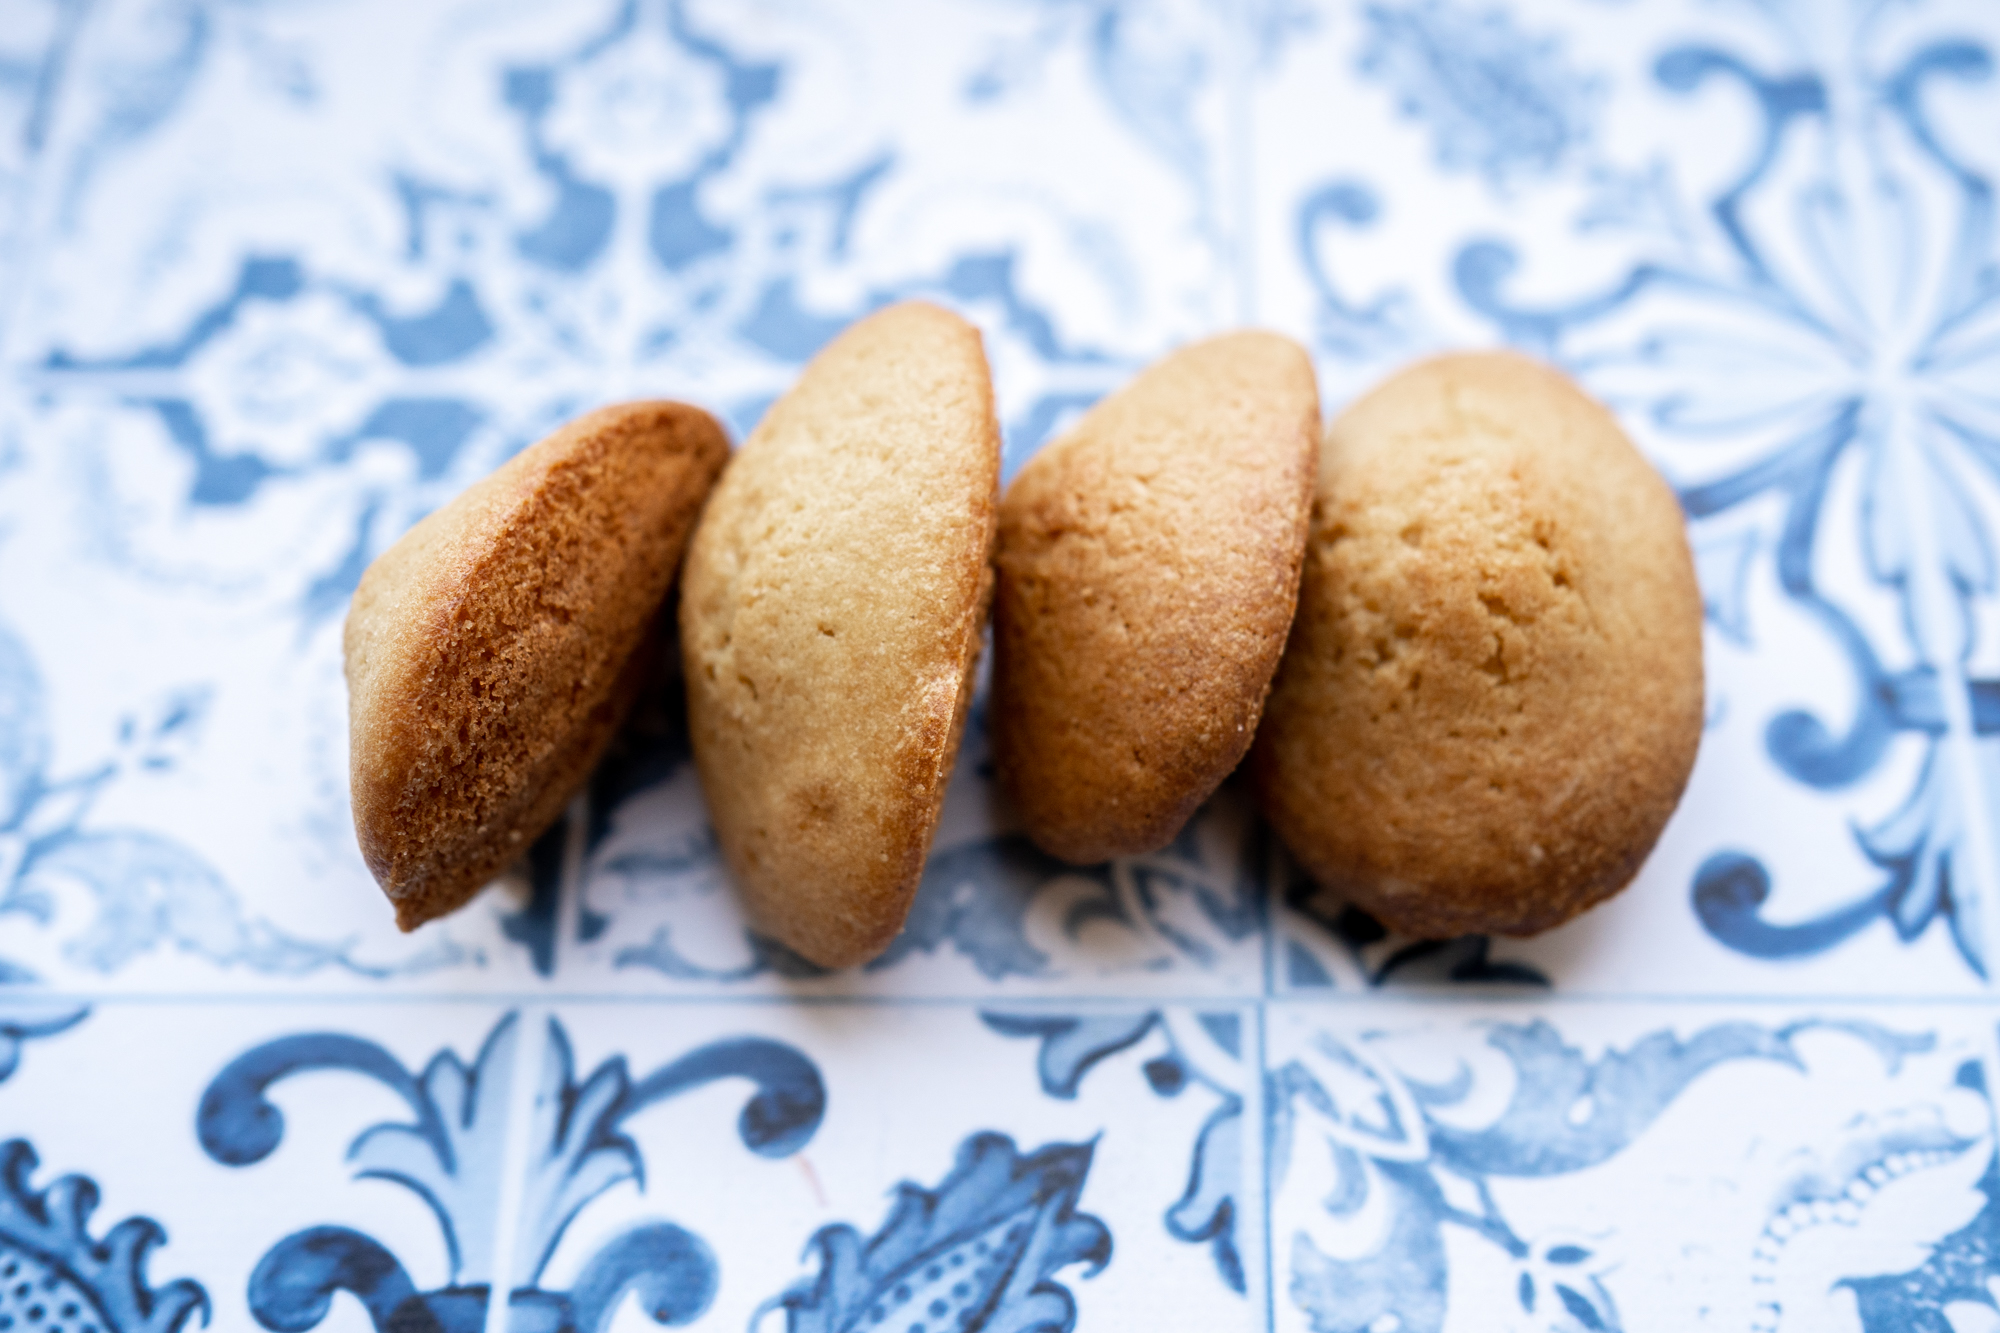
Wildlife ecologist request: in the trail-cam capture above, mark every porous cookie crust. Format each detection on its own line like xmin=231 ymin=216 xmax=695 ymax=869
xmin=992 ymin=330 xmax=1319 ymax=863
xmin=680 ymin=301 xmax=1000 ymax=968
xmin=345 ymin=401 xmax=729 ymax=930
xmin=1250 ymin=351 xmax=1704 ymax=938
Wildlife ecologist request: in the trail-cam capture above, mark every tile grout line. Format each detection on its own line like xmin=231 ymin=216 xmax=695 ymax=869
xmin=1256 ymin=998 xmax=1276 ymax=1333
xmin=554 ymin=791 xmax=591 ymax=979
xmin=483 ymin=1001 xmax=545 ymax=1333
xmin=1262 ymin=851 xmax=1278 ymax=1002
xmin=1232 ymin=37 xmax=1273 ymax=1330
xmin=481 ymin=796 xmax=586 ymax=1329
xmin=1225 ymin=37 xmax=1277 ymax=1328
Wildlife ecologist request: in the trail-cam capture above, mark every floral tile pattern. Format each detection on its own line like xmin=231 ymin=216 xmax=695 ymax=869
xmin=1263 ymin=1000 xmax=1996 ymax=1333
xmin=2 ymin=0 xmax=1999 ymax=1329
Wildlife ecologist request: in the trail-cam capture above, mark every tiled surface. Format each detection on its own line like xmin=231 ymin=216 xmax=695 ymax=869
xmin=2 ymin=0 xmax=1999 ymax=1329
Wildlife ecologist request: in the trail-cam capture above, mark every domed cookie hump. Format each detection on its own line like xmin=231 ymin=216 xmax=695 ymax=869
xmin=680 ymin=301 xmax=1000 ymax=968
xmin=992 ymin=330 xmax=1319 ymax=863
xmin=345 ymin=400 xmax=731 ymax=929
xmin=1250 ymin=351 xmax=1704 ymax=938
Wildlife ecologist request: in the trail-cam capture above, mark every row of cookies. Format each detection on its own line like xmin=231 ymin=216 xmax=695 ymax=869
xmin=344 ymin=302 xmax=1703 ymax=967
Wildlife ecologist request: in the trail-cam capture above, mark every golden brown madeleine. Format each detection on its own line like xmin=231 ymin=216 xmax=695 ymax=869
xmin=345 ymin=401 xmax=729 ymax=929
xmin=992 ymin=331 xmax=1319 ymax=863
xmin=1250 ymin=351 xmax=1704 ymax=938
xmin=680 ymin=302 xmax=1000 ymax=968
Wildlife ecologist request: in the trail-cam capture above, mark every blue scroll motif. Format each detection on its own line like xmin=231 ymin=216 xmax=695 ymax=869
xmin=0 ymin=1138 xmax=209 ymax=1333
xmin=759 ymin=1131 xmax=1109 ymax=1333
xmin=198 ymin=1012 xmax=825 ymax=1331
xmin=1359 ymin=2 xmax=2000 ymax=976
xmin=982 ymin=1008 xmax=1248 ymax=1293
xmin=0 ymin=995 xmax=87 ymax=1081
xmin=1271 ymin=1017 xmax=1945 ymax=1333
xmin=1296 ymin=178 xmax=1427 ymax=362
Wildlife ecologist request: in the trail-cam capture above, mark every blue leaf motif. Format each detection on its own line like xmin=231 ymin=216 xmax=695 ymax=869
xmin=512 ymin=1026 xmax=824 ymax=1283
xmin=348 ymin=1020 xmax=519 ymax=1283
xmin=207 ymin=1017 xmax=822 ymax=1329
xmin=1165 ymin=1105 xmax=1244 ymax=1292
xmin=768 ymin=1133 xmax=1109 ymax=1333
xmin=1555 ymin=1282 xmax=1610 ymax=1331
xmin=1855 ymin=746 xmax=1987 ymax=970
xmin=0 ymin=1139 xmax=209 ymax=1333
xmin=514 ymin=1022 xmax=641 ymax=1284
xmin=1516 ymin=1234 xmax=1622 ymax=1333
xmin=986 ymin=1008 xmax=1247 ymax=1292
xmin=57 ymin=0 xmax=212 ymax=227
xmin=201 ymin=1017 xmax=517 ymax=1283
xmin=1862 ymin=418 xmax=1994 ymax=661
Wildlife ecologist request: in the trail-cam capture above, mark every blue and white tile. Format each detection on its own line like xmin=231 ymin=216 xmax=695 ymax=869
xmin=0 ymin=996 xmax=523 ymax=1332
xmin=1252 ymin=0 xmax=2000 ymax=998
xmin=526 ymin=999 xmax=1262 ymax=1331
xmin=0 ymin=573 xmax=567 ymax=992
xmin=1265 ymin=998 xmax=1998 ymax=1333
xmin=0 ymin=0 xmax=1264 ymax=997
xmin=1534 ymin=0 xmax=2000 ymax=997
xmin=1246 ymin=0 xmax=1658 ymax=396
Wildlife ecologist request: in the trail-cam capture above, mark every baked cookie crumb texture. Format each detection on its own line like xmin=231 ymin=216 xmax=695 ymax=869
xmin=345 ymin=401 xmax=729 ymax=930
xmin=1251 ymin=351 xmax=1705 ymax=938
xmin=993 ymin=330 xmax=1319 ymax=864
xmin=680 ymin=301 xmax=1000 ymax=969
